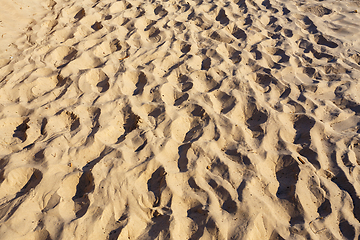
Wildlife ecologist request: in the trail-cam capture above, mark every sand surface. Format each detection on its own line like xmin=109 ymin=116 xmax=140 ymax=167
xmin=1 ymin=0 xmax=360 ymax=239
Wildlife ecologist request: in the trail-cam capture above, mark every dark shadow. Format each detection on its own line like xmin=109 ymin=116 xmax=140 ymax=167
xmin=144 ymin=20 xmax=156 ymax=31
xmin=187 ymin=205 xmax=208 ymax=240
xmin=274 ymin=49 xmax=290 ymax=63
xmin=341 ymin=152 xmax=353 ymax=168
xmin=250 ymin=46 xmax=262 ymax=60
xmin=191 ymin=104 xmax=206 ymax=117
xmin=222 ymin=198 xmax=237 ymax=214
xmin=206 ymin=217 xmax=221 ymax=238
xmin=174 ymin=21 xmax=186 ymax=32
xmin=187 ymin=9 xmax=195 ymax=21
xmin=148 ymin=106 xmax=165 ymax=127
xmin=276 ymin=155 xmax=300 ymax=200
xmin=149 ymin=106 xmax=165 ymax=119
xmin=148 ymin=27 xmax=160 ymax=39
xmin=229 ymin=50 xmax=242 ymax=63
xmin=268 ymin=16 xmax=278 ymax=25
xmin=178 ymin=74 xmax=189 ymax=83
xmin=72 ymin=170 xmax=96 ymax=218
xmin=73 ymin=195 xmax=90 ymax=218
xmin=273 ymin=24 xmax=283 ymax=32
xmin=276 ymin=155 xmax=304 ymax=225
xmin=135 ymin=139 xmax=147 ymax=152
xmin=244 ymin=14 xmax=252 ymax=25
xmin=42 ymin=192 xmax=61 ymax=213
xmin=283 ymin=7 xmax=290 ymax=14
xmin=56 ymin=75 xmax=68 ymax=87
xmin=182 ymin=82 xmax=193 ymax=92
xmin=331 ymin=155 xmax=360 ymax=222
xmin=34 ymin=149 xmax=45 ymax=162
xmin=280 ymin=88 xmax=291 ymax=99
xmin=235 ymin=0 xmax=248 ymax=13
xmin=147 ymin=167 xmax=167 ymax=207
xmin=208 ymin=82 xmax=222 ymax=92
xmin=262 ymin=0 xmax=272 ymax=9
xmin=182 ymin=2 xmax=191 ymax=12
xmin=299 ymin=92 xmax=309 ymax=102
xmin=299 ymin=147 xmax=320 ymax=169
xmin=317 ymin=198 xmax=331 ymax=217
xmin=88 ymin=108 xmax=101 ymax=138
xmin=133 ymin=72 xmax=147 ymax=95
xmin=194 ymin=0 xmax=203 ymax=5
xmin=232 ymin=26 xmax=247 ymax=40
xmin=13 ymin=118 xmax=30 ymax=142
xmin=181 ymin=43 xmax=191 ymax=54
xmin=163 ymin=60 xmax=185 ymax=77
xmin=70 ymin=118 xmax=80 ymax=131
xmin=314 ymin=35 xmax=338 ymax=48
xmin=311 ymin=49 xmax=334 ymax=60
xmin=339 ymin=219 xmax=355 ymax=239
xmin=73 ymin=171 xmax=94 ymax=200
xmin=174 ymin=93 xmax=189 ymax=106
xmin=208 ymin=179 xmax=236 ymax=214
xmin=269 ymin=230 xmax=285 ymax=240
xmin=293 ymin=115 xmax=315 ymax=146
xmin=91 ymin=21 xmax=103 ymax=31
xmin=63 ymin=50 xmax=78 ymax=65
xmin=225 ymin=150 xmax=252 ymax=165
xmin=283 ymin=29 xmax=293 ymax=37
xmin=154 ymin=5 xmax=168 ymax=18
xmin=0 ymin=158 xmax=9 ymax=184
xmin=135 ymin=6 xmax=145 ymax=18
xmin=123 ymin=108 xmax=140 ymax=133
xmin=302 ymin=16 xmax=318 ymax=34
xmin=178 ymin=143 xmax=192 ymax=172
xmin=148 ymin=213 xmax=170 ymax=238
xmin=0 ymin=169 xmax=43 ymax=221
xmin=74 ymin=8 xmax=85 ymax=21
xmin=346 ymin=100 xmax=360 ymax=115
xmin=288 ymin=100 xmax=305 ymax=113
xmin=246 ymin=105 xmax=268 ymax=141
xmin=237 ymin=180 xmax=247 ymax=202
xmin=55 ymin=82 xmax=71 ymax=100
xmin=82 ymin=146 xmax=114 ymax=171
xmin=298 ymin=39 xmax=313 ymax=53
xmin=254 ymin=73 xmax=275 ymax=86
xmin=219 ymin=94 xmax=236 ymax=114
xmin=97 ymin=77 xmax=110 ymax=93
xmin=121 ymin=18 xmax=130 ymax=26
xmin=108 ymin=213 xmax=128 ymax=240
xmin=210 ymin=31 xmax=222 ymax=42
xmin=188 ymin=177 xmax=201 ymax=191
xmin=334 ymin=82 xmax=350 ymax=98
xmin=210 ymin=158 xmax=229 ymax=181
xmin=17 ymin=169 xmax=43 ymax=197
xmin=269 ymin=32 xmax=281 ymax=40
xmin=201 ymin=58 xmax=211 ymax=70
xmin=41 ymin=118 xmax=48 ymax=135
xmin=303 ymin=67 xmax=316 ymax=77
xmin=184 ymin=124 xmax=203 ymax=143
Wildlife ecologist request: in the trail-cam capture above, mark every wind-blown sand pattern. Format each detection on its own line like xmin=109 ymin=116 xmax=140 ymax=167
xmin=1 ymin=0 xmax=360 ymax=239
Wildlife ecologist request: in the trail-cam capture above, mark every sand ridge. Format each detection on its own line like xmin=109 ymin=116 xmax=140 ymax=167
xmin=1 ymin=0 xmax=360 ymax=239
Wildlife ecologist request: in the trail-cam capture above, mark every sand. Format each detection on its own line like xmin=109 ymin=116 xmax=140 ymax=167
xmin=1 ymin=0 xmax=360 ymax=239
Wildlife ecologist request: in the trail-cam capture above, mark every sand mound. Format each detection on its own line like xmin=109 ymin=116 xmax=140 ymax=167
xmin=1 ymin=0 xmax=360 ymax=239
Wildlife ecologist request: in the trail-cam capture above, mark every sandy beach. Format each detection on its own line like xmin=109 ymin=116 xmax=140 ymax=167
xmin=1 ymin=0 xmax=360 ymax=239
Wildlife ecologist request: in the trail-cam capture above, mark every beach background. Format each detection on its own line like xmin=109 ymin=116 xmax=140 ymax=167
xmin=1 ymin=0 xmax=360 ymax=239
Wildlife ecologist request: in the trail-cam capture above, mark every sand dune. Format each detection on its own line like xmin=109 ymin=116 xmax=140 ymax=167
xmin=1 ymin=0 xmax=360 ymax=239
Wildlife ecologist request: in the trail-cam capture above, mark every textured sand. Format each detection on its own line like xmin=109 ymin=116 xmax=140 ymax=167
xmin=1 ymin=0 xmax=360 ymax=239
